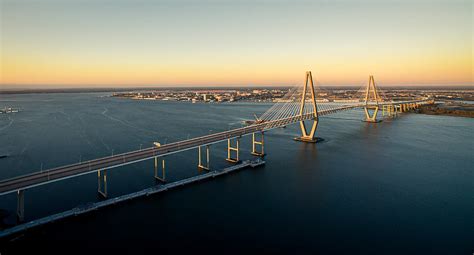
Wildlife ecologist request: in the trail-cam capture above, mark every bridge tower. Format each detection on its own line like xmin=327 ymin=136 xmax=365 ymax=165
xmin=363 ymin=75 xmax=382 ymax=123
xmin=294 ymin=71 xmax=321 ymax=143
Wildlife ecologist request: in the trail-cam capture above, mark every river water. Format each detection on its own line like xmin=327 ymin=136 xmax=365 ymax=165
xmin=0 ymin=93 xmax=473 ymax=254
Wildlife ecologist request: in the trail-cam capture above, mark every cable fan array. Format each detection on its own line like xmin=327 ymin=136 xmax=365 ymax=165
xmin=256 ymin=82 xmax=363 ymax=130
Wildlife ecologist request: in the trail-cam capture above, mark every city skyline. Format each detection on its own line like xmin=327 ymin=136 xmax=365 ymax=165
xmin=1 ymin=0 xmax=472 ymax=88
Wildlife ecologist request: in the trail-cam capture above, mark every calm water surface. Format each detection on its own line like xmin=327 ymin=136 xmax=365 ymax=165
xmin=0 ymin=93 xmax=473 ymax=254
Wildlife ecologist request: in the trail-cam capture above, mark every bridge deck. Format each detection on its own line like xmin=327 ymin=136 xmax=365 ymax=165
xmin=0 ymin=159 xmax=265 ymax=238
xmin=0 ymin=100 xmax=430 ymax=195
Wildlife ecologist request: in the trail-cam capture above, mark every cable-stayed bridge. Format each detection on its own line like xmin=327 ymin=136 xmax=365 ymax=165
xmin=0 ymin=72 xmax=434 ymax=234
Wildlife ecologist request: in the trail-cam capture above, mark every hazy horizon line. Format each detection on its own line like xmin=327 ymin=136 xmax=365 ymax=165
xmin=2 ymin=82 xmax=473 ymax=90
xmin=1 ymin=85 xmax=473 ymax=94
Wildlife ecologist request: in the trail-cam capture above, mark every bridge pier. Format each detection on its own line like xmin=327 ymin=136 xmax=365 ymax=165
xmin=226 ymin=138 xmax=240 ymax=163
xmin=295 ymin=118 xmax=321 ymax=142
xmin=17 ymin=189 xmax=24 ymax=222
xmin=97 ymin=169 xmax=107 ymax=198
xmin=364 ymin=106 xmax=381 ymax=122
xmin=198 ymin=145 xmax=210 ymax=171
xmin=251 ymin=132 xmax=265 ymax=157
xmin=154 ymin=157 xmax=166 ymax=182
xmin=383 ymin=104 xmax=395 ymax=117
xmin=389 ymin=105 xmax=396 ymax=117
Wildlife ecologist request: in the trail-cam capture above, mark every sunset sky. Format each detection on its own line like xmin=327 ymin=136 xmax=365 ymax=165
xmin=0 ymin=0 xmax=472 ymax=88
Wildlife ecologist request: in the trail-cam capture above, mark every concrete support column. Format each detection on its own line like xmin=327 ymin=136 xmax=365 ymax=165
xmin=154 ymin=157 xmax=166 ymax=182
xmin=198 ymin=145 xmax=210 ymax=171
xmin=98 ymin=169 xmax=107 ymax=198
xmin=226 ymin=138 xmax=240 ymax=163
xmin=364 ymin=105 xmax=380 ymax=123
xmin=17 ymin=189 xmax=25 ymax=222
xmin=251 ymin=132 xmax=265 ymax=157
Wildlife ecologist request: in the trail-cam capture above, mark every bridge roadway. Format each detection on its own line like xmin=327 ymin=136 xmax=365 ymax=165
xmin=0 ymin=100 xmax=429 ymax=195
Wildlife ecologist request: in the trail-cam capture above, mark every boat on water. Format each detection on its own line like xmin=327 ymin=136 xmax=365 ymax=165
xmin=0 ymin=107 xmax=19 ymax=114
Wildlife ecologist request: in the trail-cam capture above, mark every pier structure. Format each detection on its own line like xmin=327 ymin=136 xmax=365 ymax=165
xmin=97 ymin=170 xmax=107 ymax=198
xmin=198 ymin=145 xmax=210 ymax=171
xmin=251 ymin=132 xmax=265 ymax=157
xmin=226 ymin=138 xmax=240 ymax=163
xmin=154 ymin=157 xmax=166 ymax=182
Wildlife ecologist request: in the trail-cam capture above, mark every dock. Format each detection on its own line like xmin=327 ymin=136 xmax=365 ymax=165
xmin=0 ymin=159 xmax=265 ymax=239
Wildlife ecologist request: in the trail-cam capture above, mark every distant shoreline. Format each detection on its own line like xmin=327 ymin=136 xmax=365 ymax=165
xmin=1 ymin=86 xmax=473 ymax=95
xmin=0 ymin=87 xmax=290 ymax=95
xmin=415 ymin=103 xmax=474 ymax=118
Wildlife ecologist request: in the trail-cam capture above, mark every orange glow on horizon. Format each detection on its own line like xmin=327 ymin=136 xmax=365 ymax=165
xmin=1 ymin=49 xmax=472 ymax=87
